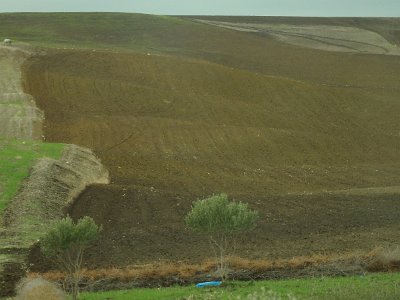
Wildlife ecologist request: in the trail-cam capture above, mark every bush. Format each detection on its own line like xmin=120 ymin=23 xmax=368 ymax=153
xmin=40 ymin=216 xmax=101 ymax=300
xmin=15 ymin=277 xmax=66 ymax=300
xmin=185 ymin=193 xmax=258 ymax=279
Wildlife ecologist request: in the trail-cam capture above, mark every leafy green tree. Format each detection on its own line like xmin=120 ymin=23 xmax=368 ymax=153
xmin=40 ymin=216 xmax=101 ymax=300
xmin=185 ymin=193 xmax=258 ymax=279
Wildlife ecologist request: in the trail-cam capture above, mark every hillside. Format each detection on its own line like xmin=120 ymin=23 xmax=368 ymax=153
xmin=22 ymin=50 xmax=400 ymax=195
xmin=186 ymin=16 xmax=400 ymax=45
xmin=1 ymin=12 xmax=399 ymax=267
xmin=2 ymin=13 xmax=400 ymax=88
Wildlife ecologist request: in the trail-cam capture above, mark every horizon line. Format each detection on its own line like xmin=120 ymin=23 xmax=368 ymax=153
xmin=0 ymin=11 xmax=399 ymax=18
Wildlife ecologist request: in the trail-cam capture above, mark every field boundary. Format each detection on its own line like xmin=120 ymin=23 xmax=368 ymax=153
xmin=0 ymin=44 xmax=110 ymax=297
xmin=30 ymin=250 xmax=394 ymax=292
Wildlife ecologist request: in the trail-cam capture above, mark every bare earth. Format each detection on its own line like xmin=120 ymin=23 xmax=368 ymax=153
xmin=21 ymin=49 xmax=400 ymax=269
xmin=0 ymin=14 xmax=399 ymax=291
xmin=0 ymin=45 xmax=43 ymax=140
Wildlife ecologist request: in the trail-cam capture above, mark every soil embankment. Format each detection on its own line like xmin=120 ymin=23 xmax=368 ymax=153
xmin=0 ymin=45 xmax=109 ymax=296
xmin=0 ymin=46 xmax=43 ymax=140
xmin=0 ymin=144 xmax=109 ymax=295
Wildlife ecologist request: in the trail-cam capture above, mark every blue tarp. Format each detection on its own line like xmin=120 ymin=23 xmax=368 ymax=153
xmin=196 ymin=281 xmax=222 ymax=288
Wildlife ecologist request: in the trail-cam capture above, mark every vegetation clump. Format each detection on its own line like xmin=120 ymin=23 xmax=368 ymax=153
xmin=15 ymin=277 xmax=66 ymax=300
xmin=40 ymin=216 xmax=101 ymax=300
xmin=185 ymin=193 xmax=258 ymax=279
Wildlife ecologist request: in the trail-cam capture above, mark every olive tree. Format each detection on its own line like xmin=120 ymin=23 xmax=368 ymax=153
xmin=185 ymin=193 xmax=258 ymax=279
xmin=40 ymin=216 xmax=101 ymax=300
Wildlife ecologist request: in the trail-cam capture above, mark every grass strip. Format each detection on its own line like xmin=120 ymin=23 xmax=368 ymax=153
xmin=0 ymin=139 xmax=64 ymax=214
xmin=79 ymin=272 xmax=400 ymax=300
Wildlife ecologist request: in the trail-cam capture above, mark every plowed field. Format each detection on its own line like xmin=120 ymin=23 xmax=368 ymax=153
xmin=22 ymin=45 xmax=400 ymax=268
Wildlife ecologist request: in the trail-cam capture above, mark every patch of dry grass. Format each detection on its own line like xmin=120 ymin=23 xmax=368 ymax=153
xmin=30 ymin=251 xmax=371 ymax=284
xmin=366 ymin=246 xmax=400 ymax=271
xmin=15 ymin=277 xmax=66 ymax=300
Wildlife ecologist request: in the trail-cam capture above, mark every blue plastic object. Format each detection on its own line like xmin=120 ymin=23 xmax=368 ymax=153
xmin=196 ymin=281 xmax=222 ymax=288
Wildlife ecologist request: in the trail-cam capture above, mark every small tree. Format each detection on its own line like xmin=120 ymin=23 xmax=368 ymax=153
xmin=185 ymin=193 xmax=258 ymax=279
xmin=40 ymin=216 xmax=101 ymax=300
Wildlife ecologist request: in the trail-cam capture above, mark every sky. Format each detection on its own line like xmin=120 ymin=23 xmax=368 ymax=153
xmin=0 ymin=0 xmax=399 ymax=17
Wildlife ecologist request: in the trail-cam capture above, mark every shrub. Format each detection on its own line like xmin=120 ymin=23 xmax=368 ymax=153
xmin=15 ymin=277 xmax=66 ymax=300
xmin=40 ymin=216 xmax=101 ymax=300
xmin=185 ymin=193 xmax=258 ymax=279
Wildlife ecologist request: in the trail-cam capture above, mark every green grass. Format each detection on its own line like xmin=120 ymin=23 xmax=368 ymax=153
xmin=0 ymin=100 xmax=25 ymax=107
xmin=0 ymin=12 xmax=202 ymax=52
xmin=0 ymin=139 xmax=64 ymax=214
xmin=79 ymin=273 xmax=400 ymax=300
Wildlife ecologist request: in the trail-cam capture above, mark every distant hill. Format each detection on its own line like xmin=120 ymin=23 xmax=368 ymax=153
xmin=1 ymin=13 xmax=400 ymax=88
xmin=185 ymin=16 xmax=400 ymax=45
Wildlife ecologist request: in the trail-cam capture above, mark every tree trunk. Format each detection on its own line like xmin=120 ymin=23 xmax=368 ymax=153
xmin=71 ymin=273 xmax=79 ymax=300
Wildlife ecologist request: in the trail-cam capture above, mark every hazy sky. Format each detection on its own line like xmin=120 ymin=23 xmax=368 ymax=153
xmin=0 ymin=0 xmax=399 ymax=17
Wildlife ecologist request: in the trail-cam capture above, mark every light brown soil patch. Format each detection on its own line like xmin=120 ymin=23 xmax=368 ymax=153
xmin=0 ymin=45 xmax=43 ymax=140
xmin=195 ymin=20 xmax=400 ymax=55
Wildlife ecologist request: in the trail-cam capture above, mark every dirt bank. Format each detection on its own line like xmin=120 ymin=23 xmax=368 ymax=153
xmin=4 ymin=144 xmax=109 ymax=228
xmin=0 ymin=45 xmax=43 ymax=140
xmin=0 ymin=144 xmax=109 ymax=296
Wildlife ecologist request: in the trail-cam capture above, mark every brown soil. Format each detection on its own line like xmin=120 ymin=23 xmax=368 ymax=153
xmin=70 ymin=187 xmax=400 ymax=267
xmin=21 ymin=47 xmax=400 ymax=270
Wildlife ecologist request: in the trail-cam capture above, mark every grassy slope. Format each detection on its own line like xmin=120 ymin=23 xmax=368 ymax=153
xmin=0 ymin=13 xmax=207 ymax=51
xmin=0 ymin=139 xmax=64 ymax=297
xmin=0 ymin=140 xmax=64 ymax=214
xmin=80 ymin=273 xmax=400 ymax=300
